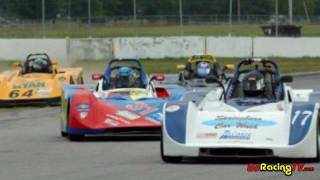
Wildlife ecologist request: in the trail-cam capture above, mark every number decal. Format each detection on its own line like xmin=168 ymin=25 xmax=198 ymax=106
xmin=22 ymin=90 xmax=33 ymax=97
xmin=292 ymin=110 xmax=313 ymax=126
xmin=301 ymin=111 xmax=313 ymax=126
xmin=9 ymin=90 xmax=20 ymax=98
xmin=9 ymin=90 xmax=33 ymax=98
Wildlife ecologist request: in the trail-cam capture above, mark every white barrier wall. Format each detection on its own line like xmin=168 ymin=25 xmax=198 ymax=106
xmin=206 ymin=37 xmax=252 ymax=57
xmin=1 ymin=37 xmax=320 ymax=61
xmin=67 ymin=38 xmax=113 ymax=60
xmin=113 ymin=37 xmax=205 ymax=58
xmin=254 ymin=37 xmax=320 ymax=57
xmin=0 ymin=39 xmax=67 ymax=61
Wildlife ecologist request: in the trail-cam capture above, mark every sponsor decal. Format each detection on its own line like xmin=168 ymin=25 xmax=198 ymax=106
xmin=203 ymin=116 xmax=275 ymax=129
xmin=105 ymin=114 xmax=131 ymax=125
xmin=104 ymin=118 xmax=120 ymax=126
xmin=196 ymin=132 xmax=217 ymax=139
xmin=247 ymin=163 xmax=315 ymax=176
xmin=114 ymin=110 xmax=140 ymax=120
xmin=79 ymin=112 xmax=88 ymax=120
xmin=166 ymin=105 xmax=180 ymax=112
xmin=13 ymin=82 xmax=45 ymax=89
xmin=219 ymin=130 xmax=251 ymax=140
xmin=37 ymin=88 xmax=52 ymax=95
xmin=76 ymin=103 xmax=90 ymax=112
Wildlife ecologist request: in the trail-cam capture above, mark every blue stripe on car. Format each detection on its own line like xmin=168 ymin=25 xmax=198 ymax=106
xmin=289 ymin=102 xmax=315 ymax=145
xmin=164 ymin=102 xmax=188 ymax=144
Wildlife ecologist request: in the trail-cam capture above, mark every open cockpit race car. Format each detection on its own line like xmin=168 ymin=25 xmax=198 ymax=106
xmin=161 ymin=57 xmax=320 ymax=163
xmin=175 ymin=54 xmax=235 ymax=104
xmin=61 ymin=58 xmax=181 ymax=141
xmin=0 ymin=53 xmax=83 ymax=106
xmin=177 ymin=54 xmax=234 ymax=86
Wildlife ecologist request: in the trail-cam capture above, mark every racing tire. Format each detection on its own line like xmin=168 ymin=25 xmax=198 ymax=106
xmin=70 ymin=77 xmax=74 ymax=85
xmin=68 ymin=134 xmax=85 ymax=141
xmin=160 ymin=129 xmax=182 ymax=163
xmin=178 ymin=73 xmax=183 ymax=82
xmin=79 ymin=76 xmax=84 ymax=84
xmin=61 ymin=131 xmax=68 ymax=137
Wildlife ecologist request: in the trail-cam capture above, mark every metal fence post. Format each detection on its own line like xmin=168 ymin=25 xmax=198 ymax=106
xmin=133 ymin=0 xmax=137 ymax=36
xmin=42 ymin=0 xmax=46 ymax=38
xmin=179 ymin=0 xmax=184 ymax=36
xmin=229 ymin=0 xmax=233 ymax=36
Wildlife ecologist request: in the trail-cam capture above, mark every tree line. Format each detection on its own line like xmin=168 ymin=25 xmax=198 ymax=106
xmin=0 ymin=0 xmax=319 ymax=20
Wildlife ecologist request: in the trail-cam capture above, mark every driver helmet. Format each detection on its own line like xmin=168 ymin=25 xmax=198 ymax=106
xmin=196 ymin=62 xmax=211 ymax=78
xmin=32 ymin=57 xmax=48 ymax=72
xmin=116 ymin=67 xmax=135 ymax=88
xmin=242 ymin=70 xmax=265 ymax=97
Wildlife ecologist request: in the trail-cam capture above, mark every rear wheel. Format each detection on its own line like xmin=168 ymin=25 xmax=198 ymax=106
xmin=161 ymin=128 xmax=182 ymax=163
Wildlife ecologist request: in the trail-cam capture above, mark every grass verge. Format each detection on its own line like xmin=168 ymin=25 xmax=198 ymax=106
xmin=1 ymin=24 xmax=320 ymax=38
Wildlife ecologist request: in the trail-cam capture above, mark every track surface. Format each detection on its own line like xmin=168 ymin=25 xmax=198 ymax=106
xmin=0 ymin=75 xmax=320 ymax=180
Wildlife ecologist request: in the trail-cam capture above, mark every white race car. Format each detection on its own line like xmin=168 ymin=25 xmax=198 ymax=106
xmin=161 ymin=58 xmax=320 ymax=163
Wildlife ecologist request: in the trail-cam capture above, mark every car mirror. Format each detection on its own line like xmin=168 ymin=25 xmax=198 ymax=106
xmin=52 ymin=61 xmax=59 ymax=66
xmin=223 ymin=64 xmax=235 ymax=71
xmin=92 ymin=74 xmax=103 ymax=80
xmin=155 ymin=87 xmax=169 ymax=99
xmin=176 ymin=64 xmax=185 ymax=72
xmin=281 ymin=75 xmax=293 ymax=83
xmin=150 ymin=74 xmax=165 ymax=82
xmin=12 ymin=62 xmax=22 ymax=69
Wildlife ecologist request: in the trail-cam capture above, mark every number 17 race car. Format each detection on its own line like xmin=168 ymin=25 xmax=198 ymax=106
xmin=161 ymin=58 xmax=320 ymax=163
xmin=61 ymin=58 xmax=182 ymax=141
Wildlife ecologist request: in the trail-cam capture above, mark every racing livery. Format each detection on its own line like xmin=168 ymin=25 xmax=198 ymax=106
xmin=0 ymin=53 xmax=83 ymax=106
xmin=161 ymin=58 xmax=320 ymax=162
xmin=61 ymin=58 xmax=182 ymax=141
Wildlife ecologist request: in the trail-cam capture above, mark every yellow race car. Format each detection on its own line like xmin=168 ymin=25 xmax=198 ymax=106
xmin=177 ymin=54 xmax=234 ymax=84
xmin=0 ymin=53 xmax=83 ymax=106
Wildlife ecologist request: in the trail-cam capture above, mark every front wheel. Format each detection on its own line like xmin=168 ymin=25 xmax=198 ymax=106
xmin=161 ymin=129 xmax=182 ymax=163
xmin=61 ymin=131 xmax=68 ymax=137
xmin=68 ymin=134 xmax=85 ymax=141
xmin=79 ymin=76 xmax=84 ymax=84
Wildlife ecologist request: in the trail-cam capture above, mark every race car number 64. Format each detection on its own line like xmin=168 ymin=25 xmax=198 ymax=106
xmin=292 ymin=110 xmax=313 ymax=126
xmin=9 ymin=90 xmax=33 ymax=98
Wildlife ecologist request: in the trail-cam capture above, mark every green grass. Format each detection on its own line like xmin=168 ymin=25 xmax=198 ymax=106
xmin=3 ymin=57 xmax=320 ymax=75
xmin=0 ymin=61 xmax=16 ymax=73
xmin=1 ymin=24 xmax=320 ymax=38
xmin=73 ymin=57 xmax=320 ymax=75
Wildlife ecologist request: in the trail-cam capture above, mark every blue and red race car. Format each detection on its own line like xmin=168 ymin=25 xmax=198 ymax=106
xmin=60 ymin=58 xmax=184 ymax=141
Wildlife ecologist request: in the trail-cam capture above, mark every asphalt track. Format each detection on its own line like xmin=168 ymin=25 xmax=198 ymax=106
xmin=0 ymin=74 xmax=320 ymax=180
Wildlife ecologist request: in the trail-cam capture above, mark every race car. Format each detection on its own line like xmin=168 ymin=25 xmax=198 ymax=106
xmin=0 ymin=53 xmax=83 ymax=106
xmin=61 ymin=58 xmax=182 ymax=141
xmin=174 ymin=54 xmax=235 ymax=104
xmin=161 ymin=58 xmax=320 ymax=163
xmin=177 ymin=54 xmax=234 ymax=85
